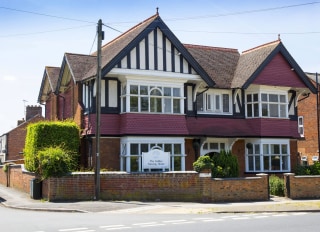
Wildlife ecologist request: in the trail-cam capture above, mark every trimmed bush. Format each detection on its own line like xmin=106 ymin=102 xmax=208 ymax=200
xmin=211 ymin=150 xmax=239 ymax=178
xmin=193 ymin=155 xmax=214 ymax=173
xmin=269 ymin=175 xmax=284 ymax=196
xmin=23 ymin=120 xmax=80 ymax=177
xmin=294 ymin=161 xmax=320 ymax=175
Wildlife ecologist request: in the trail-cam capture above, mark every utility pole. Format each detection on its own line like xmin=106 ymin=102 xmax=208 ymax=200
xmin=95 ymin=19 xmax=104 ymax=200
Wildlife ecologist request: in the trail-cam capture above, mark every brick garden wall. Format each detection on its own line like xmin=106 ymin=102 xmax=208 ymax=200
xmin=284 ymin=173 xmax=320 ymax=199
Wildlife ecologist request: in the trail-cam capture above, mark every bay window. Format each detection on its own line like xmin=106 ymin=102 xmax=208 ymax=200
xmin=246 ymin=92 xmax=288 ymax=118
xmin=246 ymin=139 xmax=290 ymax=172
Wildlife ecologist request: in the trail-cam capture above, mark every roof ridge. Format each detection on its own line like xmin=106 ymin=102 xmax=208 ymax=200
xmin=184 ymin=43 xmax=238 ymax=52
xmin=99 ymin=14 xmax=159 ymax=53
xmin=242 ymin=39 xmax=281 ymax=54
xmin=65 ymin=52 xmax=96 ymax=57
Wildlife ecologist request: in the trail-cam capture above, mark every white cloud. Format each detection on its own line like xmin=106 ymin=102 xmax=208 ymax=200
xmin=1 ymin=75 xmax=17 ymax=81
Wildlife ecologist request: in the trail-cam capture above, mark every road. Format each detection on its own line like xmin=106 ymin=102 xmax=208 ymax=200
xmin=1 ymin=205 xmax=319 ymax=232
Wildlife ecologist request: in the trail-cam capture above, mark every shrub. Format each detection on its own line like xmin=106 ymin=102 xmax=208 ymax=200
xmin=294 ymin=162 xmax=320 ymax=175
xmin=211 ymin=150 xmax=239 ymax=178
xmin=38 ymin=146 xmax=77 ymax=179
xmin=24 ymin=120 xmax=80 ymax=175
xmin=193 ymin=155 xmax=214 ymax=173
xmin=269 ymin=175 xmax=284 ymax=196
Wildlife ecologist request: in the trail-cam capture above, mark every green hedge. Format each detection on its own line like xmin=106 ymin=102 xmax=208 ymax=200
xmin=24 ymin=120 xmax=80 ymax=176
xmin=269 ymin=175 xmax=284 ymax=196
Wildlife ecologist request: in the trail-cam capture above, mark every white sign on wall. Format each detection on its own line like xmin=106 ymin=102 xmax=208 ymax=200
xmin=142 ymin=148 xmax=170 ymax=171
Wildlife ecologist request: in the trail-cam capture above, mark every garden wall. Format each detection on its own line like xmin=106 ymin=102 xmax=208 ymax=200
xmin=0 ymin=165 xmax=270 ymax=202
xmin=284 ymin=173 xmax=320 ymax=199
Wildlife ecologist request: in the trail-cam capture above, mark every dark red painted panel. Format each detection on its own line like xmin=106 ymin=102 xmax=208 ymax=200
xmin=253 ymin=53 xmax=306 ymax=88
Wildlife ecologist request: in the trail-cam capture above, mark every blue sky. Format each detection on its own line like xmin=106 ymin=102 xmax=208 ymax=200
xmin=0 ymin=0 xmax=319 ymax=134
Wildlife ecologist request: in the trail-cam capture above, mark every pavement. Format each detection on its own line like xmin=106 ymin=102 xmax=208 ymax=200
xmin=0 ymin=184 xmax=320 ymax=214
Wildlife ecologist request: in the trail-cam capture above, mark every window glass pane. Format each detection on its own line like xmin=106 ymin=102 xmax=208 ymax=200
xmin=130 ymin=85 xmax=138 ymax=94
xmin=253 ymin=103 xmax=259 ymax=117
xmin=141 ymin=144 xmax=149 ymax=153
xmin=282 ymin=156 xmax=289 ymax=170
xmin=261 ymin=93 xmax=267 ymax=101
xmin=254 ymin=144 xmax=260 ymax=154
xmin=270 ymin=104 xmax=279 ymax=117
xmin=263 ymin=144 xmax=269 ymax=154
xmin=271 ymin=156 xmax=280 ymax=170
xmin=280 ymin=105 xmax=286 ymax=118
xmin=164 ymin=144 xmax=172 ymax=153
xmin=130 ymin=96 xmax=138 ymax=112
xmin=174 ymin=144 xmax=181 ymax=155
xmin=203 ymin=143 xmax=208 ymax=150
xmin=269 ymin=94 xmax=278 ymax=102
xmin=150 ymin=97 xmax=162 ymax=112
xmin=247 ymin=145 xmax=253 ymax=154
xmin=281 ymin=144 xmax=288 ymax=154
xmin=151 ymin=89 xmax=162 ymax=96
xmin=173 ymin=88 xmax=180 ymax=97
xmin=173 ymin=99 xmax=180 ymax=113
xmin=264 ymin=156 xmax=270 ymax=171
xmin=247 ymin=104 xmax=252 ymax=117
xmin=140 ymin=85 xmax=148 ymax=95
xmin=253 ymin=94 xmax=259 ymax=102
xmin=248 ymin=156 xmax=254 ymax=171
xmin=141 ymin=97 xmax=149 ymax=112
xmin=210 ymin=143 xmax=219 ymax=150
xmin=215 ymin=95 xmax=220 ymax=110
xmin=130 ymin=156 xmax=139 ymax=172
xmin=197 ymin=94 xmax=204 ymax=111
xmin=174 ymin=156 xmax=182 ymax=171
xmin=130 ymin=144 xmax=139 ymax=155
xmin=164 ymin=98 xmax=171 ymax=113
xmin=122 ymin=97 xmax=126 ymax=112
xmin=247 ymin=94 xmax=252 ymax=102
xmin=262 ymin=104 xmax=268 ymax=116
xmin=280 ymin=95 xmax=286 ymax=103
xmin=222 ymin=94 xmax=229 ymax=112
xmin=164 ymin=87 xmax=171 ymax=96
xmin=271 ymin=144 xmax=280 ymax=154
xmin=122 ymin=84 xmax=127 ymax=95
xmin=255 ymin=156 xmax=261 ymax=171
xmin=207 ymin=94 xmax=212 ymax=110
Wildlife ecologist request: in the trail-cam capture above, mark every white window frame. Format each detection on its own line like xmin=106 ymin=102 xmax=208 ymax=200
xmin=200 ymin=138 xmax=229 ymax=156
xmin=298 ymin=116 xmax=304 ymax=137
xmin=120 ymin=81 xmax=184 ymax=114
xmin=245 ymin=139 xmax=290 ymax=173
xmin=120 ymin=137 xmax=186 ymax=172
xmin=197 ymin=90 xmax=232 ymax=115
xmin=246 ymin=89 xmax=288 ymax=119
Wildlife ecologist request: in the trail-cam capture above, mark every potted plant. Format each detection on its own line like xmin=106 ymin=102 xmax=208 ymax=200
xmin=193 ymin=155 xmax=214 ymax=173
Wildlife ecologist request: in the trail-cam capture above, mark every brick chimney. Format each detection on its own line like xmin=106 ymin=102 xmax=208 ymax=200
xmin=26 ymin=105 xmax=42 ymax=121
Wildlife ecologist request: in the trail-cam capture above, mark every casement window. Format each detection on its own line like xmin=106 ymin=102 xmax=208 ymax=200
xmin=246 ymin=92 xmax=287 ymax=118
xmin=121 ymin=83 xmax=184 ymax=114
xmin=246 ymin=139 xmax=290 ymax=172
xmin=120 ymin=137 xmax=185 ymax=172
xmin=200 ymin=139 xmax=229 ymax=156
xmin=298 ymin=116 xmax=304 ymax=137
xmin=196 ymin=91 xmax=231 ymax=114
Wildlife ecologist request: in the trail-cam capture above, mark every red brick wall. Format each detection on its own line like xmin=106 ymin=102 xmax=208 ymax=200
xmin=297 ymin=89 xmax=319 ymax=164
xmin=7 ymin=116 xmax=43 ymax=161
xmin=284 ymin=174 xmax=320 ymax=199
xmin=232 ymin=139 xmax=245 ymax=176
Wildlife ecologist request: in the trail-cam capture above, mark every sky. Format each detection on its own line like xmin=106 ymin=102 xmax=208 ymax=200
xmin=0 ymin=0 xmax=319 ymax=134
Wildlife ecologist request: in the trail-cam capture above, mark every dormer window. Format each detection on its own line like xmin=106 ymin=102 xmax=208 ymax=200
xmin=196 ymin=90 xmax=232 ymax=114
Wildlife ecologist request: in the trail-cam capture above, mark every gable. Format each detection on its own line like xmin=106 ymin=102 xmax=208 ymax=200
xmin=97 ymin=15 xmax=214 ymax=86
xmin=253 ymin=53 xmax=306 ymax=88
xmin=116 ymin=27 xmax=197 ymax=75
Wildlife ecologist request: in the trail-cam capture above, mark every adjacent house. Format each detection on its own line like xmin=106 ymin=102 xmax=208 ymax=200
xmin=297 ymin=72 xmax=320 ymax=165
xmin=0 ymin=105 xmax=43 ymax=163
xmin=38 ymin=13 xmax=316 ymax=176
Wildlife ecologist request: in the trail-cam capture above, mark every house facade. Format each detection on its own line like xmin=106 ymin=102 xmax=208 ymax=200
xmin=38 ymin=13 xmax=316 ymax=176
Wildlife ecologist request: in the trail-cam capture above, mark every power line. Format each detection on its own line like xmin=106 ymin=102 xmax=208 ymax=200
xmin=0 ymin=24 xmax=95 ymax=38
xmin=0 ymin=6 xmax=96 ymax=24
